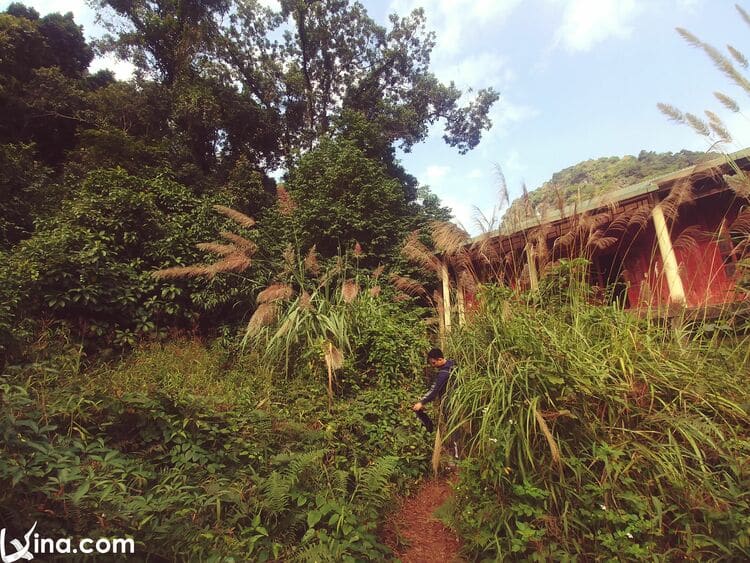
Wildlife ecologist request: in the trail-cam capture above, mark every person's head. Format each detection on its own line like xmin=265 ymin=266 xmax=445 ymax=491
xmin=427 ymin=347 xmax=446 ymax=368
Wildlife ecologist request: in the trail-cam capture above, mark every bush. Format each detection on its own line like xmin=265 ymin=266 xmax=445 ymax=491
xmin=0 ymin=341 xmax=432 ymax=561
xmin=446 ymin=288 xmax=750 ymax=560
xmin=1 ymin=168 xmax=261 ymax=356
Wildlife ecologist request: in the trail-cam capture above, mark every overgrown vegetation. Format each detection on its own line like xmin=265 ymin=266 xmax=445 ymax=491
xmin=3 ymin=1 xmax=750 ymax=561
xmin=1 ymin=332 xmax=433 ymax=561
xmin=445 ymin=277 xmax=750 ymax=560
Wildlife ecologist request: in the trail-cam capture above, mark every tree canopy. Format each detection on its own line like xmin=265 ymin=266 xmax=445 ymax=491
xmin=0 ymin=0 xmax=494 ymax=357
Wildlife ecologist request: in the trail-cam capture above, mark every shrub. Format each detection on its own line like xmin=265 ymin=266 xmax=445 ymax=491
xmin=446 ymin=287 xmax=750 ymax=560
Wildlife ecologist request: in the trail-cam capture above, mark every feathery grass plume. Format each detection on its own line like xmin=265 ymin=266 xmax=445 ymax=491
xmin=472 ymin=205 xmax=498 ymax=235
xmin=213 ymin=205 xmax=256 ymax=228
xmin=553 ymin=230 xmax=575 ymax=251
xmin=324 ymin=341 xmax=343 ymax=408
xmin=705 ymin=110 xmax=733 ymax=143
xmin=533 ymin=225 xmax=552 ymax=269
xmin=299 ymin=290 xmax=312 ymax=310
xmin=246 ymin=303 xmax=277 ymax=337
xmin=678 ymin=26 xmax=750 ymax=96
xmin=521 ymin=182 xmax=533 ymax=217
xmin=628 ymin=205 xmax=654 ymax=229
xmin=152 ymin=265 xmax=214 ymax=280
xmin=673 ymin=225 xmax=709 ymax=253
xmin=209 ymin=253 xmax=252 ymax=274
xmin=494 ymin=162 xmax=510 ymax=209
xmin=389 ymin=274 xmax=427 ymax=297
xmin=369 ymin=285 xmax=381 ymax=297
xmin=608 ymin=212 xmax=631 ymax=235
xmin=714 ymin=91 xmax=740 ymax=112
xmin=303 ymin=245 xmax=320 ymax=276
xmin=220 ymin=231 xmax=257 ymax=254
xmin=196 ymin=242 xmax=239 ymax=257
xmin=393 ymin=292 xmax=411 ymax=302
xmin=471 ymin=233 xmax=501 ymax=266
xmin=730 ymin=208 xmax=750 ymax=233
xmin=431 ymin=221 xmax=470 ymax=255
xmin=661 ymin=179 xmax=696 ymax=221
xmin=276 ymin=185 xmax=296 ymax=216
xmin=324 ymin=341 xmax=344 ymax=371
xmin=283 ymin=244 xmax=296 ymax=272
xmin=657 ymin=103 xmax=686 ymax=124
xmin=685 ymin=112 xmax=711 ymax=137
xmin=257 ymin=283 xmax=295 ymax=303
xmin=676 ymin=26 xmax=701 ymax=48
xmin=738 ymin=3 xmax=750 ymax=27
xmin=724 ymin=173 xmax=750 ymax=199
xmin=341 ymin=280 xmax=359 ymax=303
xmin=402 ymin=231 xmax=441 ymax=273
xmin=586 ymin=233 xmax=618 ymax=251
xmin=371 ymin=265 xmax=385 ymax=279
xmin=727 ymin=44 xmax=748 ymax=68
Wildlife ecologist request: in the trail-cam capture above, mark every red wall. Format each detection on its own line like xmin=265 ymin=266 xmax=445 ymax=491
xmin=621 ymin=193 xmax=741 ymax=308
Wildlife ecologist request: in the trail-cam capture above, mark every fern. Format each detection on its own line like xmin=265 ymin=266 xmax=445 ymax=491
xmin=350 ymin=455 xmax=398 ymax=510
xmin=294 ymin=541 xmax=344 ymax=562
xmin=260 ymin=449 xmax=326 ymax=514
xmin=283 ymin=449 xmax=325 ymax=487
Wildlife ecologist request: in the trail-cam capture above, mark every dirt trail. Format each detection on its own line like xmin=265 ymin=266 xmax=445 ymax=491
xmin=382 ymin=477 xmax=462 ymax=562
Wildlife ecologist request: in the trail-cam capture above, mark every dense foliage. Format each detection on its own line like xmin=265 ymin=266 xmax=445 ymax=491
xmin=0 ymin=0 xmax=486 ymax=362
xmin=1 ymin=328 xmax=433 ymax=561
xmin=445 ymin=280 xmax=750 ymax=561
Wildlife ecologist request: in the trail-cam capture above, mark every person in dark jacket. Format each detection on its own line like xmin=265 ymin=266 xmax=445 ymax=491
xmin=412 ymin=348 xmax=456 ymax=433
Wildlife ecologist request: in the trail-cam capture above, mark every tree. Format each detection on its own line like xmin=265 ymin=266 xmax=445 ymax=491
xmin=225 ymin=0 xmax=499 ymax=158
xmin=284 ymin=137 xmax=410 ymax=262
xmin=0 ymin=6 xmax=94 ymax=162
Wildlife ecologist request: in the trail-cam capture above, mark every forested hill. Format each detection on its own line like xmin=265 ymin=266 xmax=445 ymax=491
xmin=502 ymin=149 xmax=714 ymax=228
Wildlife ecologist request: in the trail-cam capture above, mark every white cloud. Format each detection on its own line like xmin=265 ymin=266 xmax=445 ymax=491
xmin=387 ymin=0 xmax=522 ymax=59
xmin=553 ymin=0 xmax=642 ymax=53
xmin=424 ymin=165 xmax=451 ymax=182
xmin=437 ymin=52 xmax=516 ymax=91
xmin=467 ymin=168 xmax=484 ymax=179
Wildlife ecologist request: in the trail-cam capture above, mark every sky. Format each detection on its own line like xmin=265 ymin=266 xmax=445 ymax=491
xmin=7 ymin=0 xmax=750 ymax=233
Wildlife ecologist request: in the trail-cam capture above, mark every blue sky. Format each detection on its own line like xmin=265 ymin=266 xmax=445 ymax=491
xmin=9 ymin=1 xmax=750 ymax=233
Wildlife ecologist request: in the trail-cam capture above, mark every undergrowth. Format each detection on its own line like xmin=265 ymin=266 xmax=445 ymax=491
xmin=446 ymin=283 xmax=750 ymax=561
xmin=0 ymin=339 xmax=432 ymax=562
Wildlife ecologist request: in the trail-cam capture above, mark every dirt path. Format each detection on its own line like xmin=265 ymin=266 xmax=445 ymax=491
xmin=382 ymin=477 xmax=462 ymax=562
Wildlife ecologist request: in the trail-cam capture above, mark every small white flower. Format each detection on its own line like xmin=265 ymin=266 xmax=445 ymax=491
xmin=599 ymin=504 xmax=607 ymax=511
xmin=489 ymin=438 xmax=498 ymax=443
xmin=509 ymin=419 xmax=514 ymax=424
xmin=482 ymin=407 xmax=489 ymax=413
xmin=626 ymin=533 xmax=633 ymax=539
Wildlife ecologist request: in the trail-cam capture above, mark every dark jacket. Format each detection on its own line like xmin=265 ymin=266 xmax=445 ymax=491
xmin=420 ymin=359 xmax=456 ymax=404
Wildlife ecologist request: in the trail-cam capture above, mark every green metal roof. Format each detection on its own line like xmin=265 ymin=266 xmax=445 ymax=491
xmin=471 ymin=147 xmax=750 ymax=243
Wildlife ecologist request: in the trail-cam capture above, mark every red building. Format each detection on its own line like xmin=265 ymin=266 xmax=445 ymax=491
xmin=458 ymin=149 xmax=749 ymax=314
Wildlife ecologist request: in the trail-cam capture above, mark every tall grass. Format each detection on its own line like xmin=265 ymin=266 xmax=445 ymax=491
xmin=445 ymin=277 xmax=750 ymax=560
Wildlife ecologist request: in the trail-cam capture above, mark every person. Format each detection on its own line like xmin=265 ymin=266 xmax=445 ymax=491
xmin=412 ymin=348 xmax=456 ymax=433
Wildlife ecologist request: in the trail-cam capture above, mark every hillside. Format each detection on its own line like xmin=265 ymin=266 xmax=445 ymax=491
xmin=501 ymin=149 xmax=714 ymax=229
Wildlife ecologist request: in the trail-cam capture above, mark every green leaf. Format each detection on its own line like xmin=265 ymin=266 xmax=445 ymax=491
xmin=72 ymin=480 xmax=90 ymax=503
xmin=307 ymin=510 xmax=322 ymax=528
